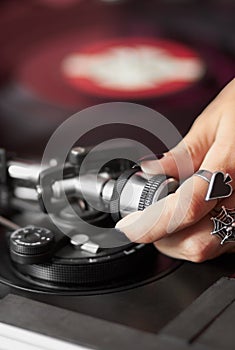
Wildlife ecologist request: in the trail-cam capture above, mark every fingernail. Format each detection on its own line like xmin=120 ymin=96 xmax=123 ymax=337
xmin=115 ymin=221 xmax=126 ymax=231
xmin=113 ymin=228 xmax=131 ymax=243
xmin=115 ymin=212 xmax=141 ymax=231
xmin=137 ymin=154 xmax=164 ymax=163
xmin=132 ymin=164 xmax=141 ymax=169
xmin=115 ymin=225 xmax=133 ymax=242
xmin=132 ymin=154 xmax=164 ymax=169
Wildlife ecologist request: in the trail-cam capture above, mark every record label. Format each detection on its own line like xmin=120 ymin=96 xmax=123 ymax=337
xmin=61 ymin=37 xmax=205 ymax=98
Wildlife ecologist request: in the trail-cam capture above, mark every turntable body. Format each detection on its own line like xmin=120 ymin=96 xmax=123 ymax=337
xmin=0 ymin=0 xmax=235 ymax=349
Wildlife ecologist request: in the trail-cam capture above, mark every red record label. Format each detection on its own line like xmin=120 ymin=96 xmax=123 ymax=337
xmin=61 ymin=37 xmax=205 ymax=98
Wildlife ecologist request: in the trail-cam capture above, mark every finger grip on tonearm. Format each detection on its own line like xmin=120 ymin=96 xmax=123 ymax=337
xmin=2 ymin=147 xmax=179 ymax=220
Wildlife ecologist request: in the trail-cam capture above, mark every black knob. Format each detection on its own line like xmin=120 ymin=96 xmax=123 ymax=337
xmin=10 ymin=226 xmax=54 ymax=256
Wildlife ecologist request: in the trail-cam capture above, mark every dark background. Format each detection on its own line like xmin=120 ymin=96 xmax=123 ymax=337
xmin=0 ymin=0 xmax=234 ymax=157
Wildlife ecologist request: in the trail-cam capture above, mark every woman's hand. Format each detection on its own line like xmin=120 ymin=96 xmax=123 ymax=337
xmin=116 ymin=78 xmax=235 ymax=262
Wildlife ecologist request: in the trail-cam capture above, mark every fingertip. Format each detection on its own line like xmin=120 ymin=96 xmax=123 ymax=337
xmin=141 ymin=152 xmax=179 ymax=178
xmin=115 ymin=211 xmax=144 ymax=240
xmin=115 ymin=211 xmax=142 ymax=230
xmin=141 ymin=160 xmax=164 ymax=174
xmin=137 ymin=154 xmax=165 ymax=163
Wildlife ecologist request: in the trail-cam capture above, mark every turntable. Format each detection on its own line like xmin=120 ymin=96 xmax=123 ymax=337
xmin=1 ymin=0 xmax=235 ymax=349
xmin=0 ymin=138 xmax=181 ymax=293
xmin=0 ymin=136 xmax=235 ymax=350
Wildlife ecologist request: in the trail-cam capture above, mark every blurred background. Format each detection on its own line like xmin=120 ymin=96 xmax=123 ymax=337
xmin=0 ymin=0 xmax=234 ymax=157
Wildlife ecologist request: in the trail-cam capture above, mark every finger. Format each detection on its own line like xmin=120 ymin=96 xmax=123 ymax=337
xmin=141 ymin=109 xmax=219 ymax=179
xmin=141 ymin=79 xmax=235 ymax=179
xmin=116 ymin=140 xmax=235 ymax=242
xmin=154 ymin=192 xmax=235 ymax=262
xmin=153 ymin=215 xmax=227 ymax=262
xmin=116 ymin=174 xmax=214 ymax=242
xmin=117 ymin=84 xmax=235 ymax=242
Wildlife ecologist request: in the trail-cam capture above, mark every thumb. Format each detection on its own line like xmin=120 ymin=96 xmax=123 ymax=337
xmin=141 ymin=113 xmax=217 ymax=179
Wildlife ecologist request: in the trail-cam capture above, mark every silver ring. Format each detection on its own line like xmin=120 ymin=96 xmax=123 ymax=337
xmin=194 ymin=170 xmax=213 ymax=183
xmin=211 ymin=206 xmax=235 ymax=245
xmin=194 ymin=170 xmax=233 ymax=201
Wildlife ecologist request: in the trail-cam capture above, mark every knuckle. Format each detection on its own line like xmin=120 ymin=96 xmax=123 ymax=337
xmin=182 ymin=236 xmax=212 ymax=263
xmin=186 ymin=142 xmax=198 ymax=162
xmin=184 ymin=194 xmax=202 ymax=226
xmin=138 ymin=222 xmax=167 ymax=243
xmin=138 ymin=230 xmax=159 ymax=244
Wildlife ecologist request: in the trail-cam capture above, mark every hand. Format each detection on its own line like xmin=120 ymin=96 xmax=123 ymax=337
xmin=116 ymin=78 xmax=235 ymax=262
